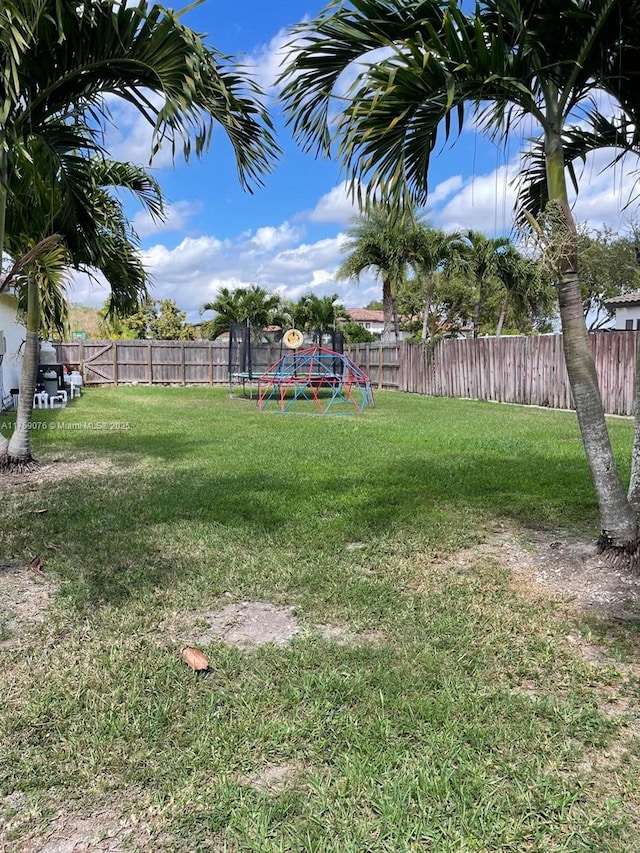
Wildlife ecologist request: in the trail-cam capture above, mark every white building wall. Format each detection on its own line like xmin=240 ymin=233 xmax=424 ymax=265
xmin=612 ymin=305 xmax=640 ymax=330
xmin=0 ymin=293 xmax=25 ymax=397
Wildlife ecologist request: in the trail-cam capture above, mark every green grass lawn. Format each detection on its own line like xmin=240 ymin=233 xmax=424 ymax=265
xmin=1 ymin=387 xmax=639 ymax=851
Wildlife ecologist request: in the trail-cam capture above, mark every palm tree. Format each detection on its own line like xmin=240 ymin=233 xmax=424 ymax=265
xmin=493 ymin=248 xmax=555 ymax=337
xmin=1 ymin=150 xmax=162 ymax=468
xmin=337 ymin=204 xmax=424 ymax=341
xmin=456 ymin=232 xmax=511 ymax=338
xmin=0 ymin=0 xmax=279 ymax=276
xmin=201 ymin=286 xmax=284 ymax=341
xmin=280 ymin=0 xmax=640 ymax=558
xmin=293 ymin=293 xmax=348 ymax=344
xmin=201 ymin=288 xmax=245 ymax=340
xmin=411 ymin=226 xmax=465 ymax=340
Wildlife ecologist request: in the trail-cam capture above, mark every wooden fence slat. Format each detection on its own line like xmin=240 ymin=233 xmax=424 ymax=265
xmin=112 ymin=342 xmax=118 ymax=385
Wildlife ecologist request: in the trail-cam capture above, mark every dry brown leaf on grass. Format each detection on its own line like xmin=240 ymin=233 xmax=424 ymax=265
xmin=181 ymin=646 xmax=209 ymax=672
xmin=44 ymin=541 xmax=58 ymax=550
xmin=26 ymin=555 xmax=45 ymax=575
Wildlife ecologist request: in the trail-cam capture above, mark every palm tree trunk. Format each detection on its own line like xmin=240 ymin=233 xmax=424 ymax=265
xmin=472 ymin=298 xmax=481 ymax=338
xmin=0 ymin=147 xmax=7 ymax=282
xmin=555 ymin=266 xmax=637 ymax=548
xmin=546 ymin=130 xmax=638 ymax=553
xmin=422 ymin=274 xmax=433 ymax=340
xmin=0 ymin=148 xmax=8 ymax=459
xmin=5 ymin=277 xmax=40 ymax=469
xmin=495 ymin=294 xmax=509 ymax=338
xmin=382 ymin=275 xmax=395 ymax=342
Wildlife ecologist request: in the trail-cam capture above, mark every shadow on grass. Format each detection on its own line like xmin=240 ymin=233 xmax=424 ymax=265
xmin=26 ymin=440 xmax=600 ymax=610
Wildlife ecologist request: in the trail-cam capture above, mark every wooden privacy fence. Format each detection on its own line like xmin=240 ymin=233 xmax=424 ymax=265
xmin=54 ymin=339 xmax=283 ymax=388
xmin=55 ymin=330 xmax=639 ymax=416
xmin=348 ymin=331 xmax=639 ymax=416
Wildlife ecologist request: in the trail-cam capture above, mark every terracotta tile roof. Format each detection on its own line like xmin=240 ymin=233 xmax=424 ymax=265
xmin=604 ymin=290 xmax=640 ymax=307
xmin=346 ymin=308 xmax=385 ymax=322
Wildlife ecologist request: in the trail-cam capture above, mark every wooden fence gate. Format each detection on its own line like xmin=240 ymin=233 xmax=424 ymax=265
xmin=56 ymin=339 xmax=231 ymax=386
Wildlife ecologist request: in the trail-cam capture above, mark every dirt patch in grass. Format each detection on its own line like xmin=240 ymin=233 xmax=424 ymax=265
xmin=0 ymin=562 xmax=58 ymax=646
xmin=238 ymin=760 xmax=305 ymax=794
xmin=189 ymin=601 xmax=302 ymax=649
xmin=429 ymin=523 xmax=640 ymax=623
xmin=413 ymin=523 xmax=640 ymax=685
xmin=176 ymin=601 xmax=384 ymax=651
xmin=0 ymin=791 xmax=167 ymax=853
xmin=505 ymin=529 xmax=640 ymax=622
xmin=0 ymin=453 xmax=118 ymax=490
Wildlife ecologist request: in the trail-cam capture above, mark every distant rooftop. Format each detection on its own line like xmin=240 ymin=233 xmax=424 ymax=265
xmin=346 ymin=308 xmax=384 ymax=322
xmin=604 ymin=290 xmax=640 ymax=307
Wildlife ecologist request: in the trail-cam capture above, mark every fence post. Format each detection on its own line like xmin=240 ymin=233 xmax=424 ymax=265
xmin=112 ymin=341 xmax=118 ymax=386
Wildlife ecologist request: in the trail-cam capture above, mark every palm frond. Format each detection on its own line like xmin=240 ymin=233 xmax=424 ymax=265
xmin=279 ymin=0 xmax=640 ymax=209
xmin=3 ymin=0 xmax=279 ymax=193
xmin=515 ymin=113 xmax=640 ymax=225
xmin=14 ymin=239 xmax=70 ymax=338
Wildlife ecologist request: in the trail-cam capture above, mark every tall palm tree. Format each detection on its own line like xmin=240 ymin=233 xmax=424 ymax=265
xmin=280 ymin=0 xmax=640 ymax=558
xmin=456 ymin=232 xmax=511 ymax=338
xmin=1 ymin=150 xmax=161 ymax=468
xmin=337 ymin=204 xmax=424 ymax=341
xmin=411 ymin=226 xmax=465 ymax=340
xmin=0 ymin=0 xmax=279 ymax=276
xmin=493 ymin=248 xmax=554 ymax=337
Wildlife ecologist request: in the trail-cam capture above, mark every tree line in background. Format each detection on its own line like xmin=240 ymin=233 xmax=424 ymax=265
xmin=85 ymin=217 xmax=640 ymax=344
xmin=96 ymin=287 xmax=358 ymax=343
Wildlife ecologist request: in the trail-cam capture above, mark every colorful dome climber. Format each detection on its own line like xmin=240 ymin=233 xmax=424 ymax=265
xmin=257 ymin=346 xmax=374 ymax=414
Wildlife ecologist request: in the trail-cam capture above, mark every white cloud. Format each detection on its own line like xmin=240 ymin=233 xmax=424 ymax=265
xmin=308 ymin=182 xmax=360 ymax=226
xmin=266 ymin=235 xmax=347 ymax=274
xmin=248 ymin=222 xmax=305 ymax=252
xmin=309 ymin=176 xmax=470 ymax=227
xmin=244 ymin=28 xmax=292 ymax=95
xmin=132 ymin=200 xmax=204 ymax=238
xmin=431 ymin=148 xmax=640 ymax=235
xmin=434 ymin=163 xmax=520 ymax=233
xmin=428 ymin=175 xmax=464 ymax=205
xmin=570 ymin=149 xmax=640 ymax=230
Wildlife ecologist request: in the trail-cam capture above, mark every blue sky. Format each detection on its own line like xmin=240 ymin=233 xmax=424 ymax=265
xmin=69 ymin=0 xmax=640 ymax=322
